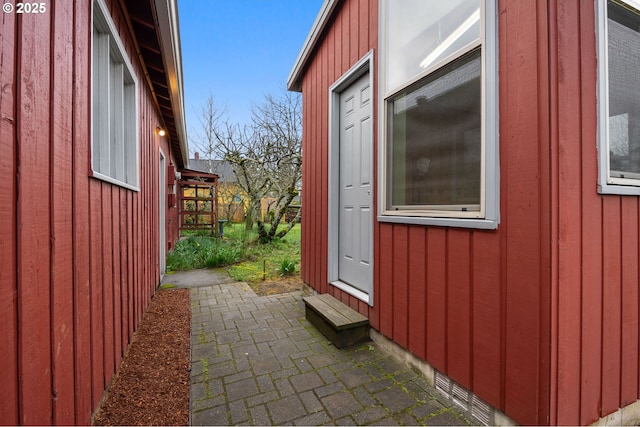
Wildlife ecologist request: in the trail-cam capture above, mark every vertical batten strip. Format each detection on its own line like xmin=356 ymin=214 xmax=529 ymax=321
xmin=72 ymin=1 xmax=93 ymax=422
xmin=17 ymin=6 xmax=54 ymax=424
xmin=0 ymin=5 xmax=19 ymax=424
xmin=50 ymin=0 xmax=77 ymax=422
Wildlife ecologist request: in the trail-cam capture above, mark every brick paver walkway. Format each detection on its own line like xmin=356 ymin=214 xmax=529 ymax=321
xmin=190 ymin=282 xmax=477 ymax=426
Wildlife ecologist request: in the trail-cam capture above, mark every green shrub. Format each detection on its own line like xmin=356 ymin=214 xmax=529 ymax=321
xmin=167 ymin=223 xmax=301 ymax=283
xmin=203 ymin=243 xmax=242 ymax=268
xmin=167 ymin=237 xmax=242 ymax=271
xmin=181 ymin=229 xmax=214 ymax=237
xmin=278 ymin=259 xmax=297 ymax=276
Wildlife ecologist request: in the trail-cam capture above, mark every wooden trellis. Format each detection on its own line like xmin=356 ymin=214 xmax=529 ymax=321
xmin=177 ymin=169 xmax=219 ymax=235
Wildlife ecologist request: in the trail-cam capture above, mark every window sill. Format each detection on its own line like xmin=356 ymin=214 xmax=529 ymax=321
xmin=377 ymin=214 xmax=498 ymax=230
xmin=598 ymin=182 xmax=640 ymax=196
xmin=91 ymin=171 xmax=140 ymax=192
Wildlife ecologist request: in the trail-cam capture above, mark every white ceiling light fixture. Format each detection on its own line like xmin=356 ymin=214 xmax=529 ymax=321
xmin=420 ymin=8 xmax=480 ymax=70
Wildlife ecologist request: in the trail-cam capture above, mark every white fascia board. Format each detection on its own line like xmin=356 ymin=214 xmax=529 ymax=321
xmin=287 ymin=0 xmax=338 ymax=92
xmin=154 ymin=0 xmax=189 ymax=168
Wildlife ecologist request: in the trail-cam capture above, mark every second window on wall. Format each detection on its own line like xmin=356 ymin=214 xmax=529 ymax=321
xmin=598 ymin=0 xmax=640 ymax=193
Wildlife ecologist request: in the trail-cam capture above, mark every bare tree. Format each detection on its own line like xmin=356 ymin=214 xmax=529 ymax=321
xmin=194 ymin=96 xmax=263 ymax=231
xmin=194 ymin=95 xmax=225 ymax=163
xmin=194 ymin=89 xmax=302 ymax=242
xmin=251 ymin=91 xmax=302 ymax=242
xmin=210 ymin=120 xmax=267 ymax=231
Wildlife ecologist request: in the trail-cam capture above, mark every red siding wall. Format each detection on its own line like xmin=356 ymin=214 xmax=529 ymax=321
xmin=301 ymin=0 xmax=640 ymax=425
xmin=0 ymin=4 xmax=19 ymax=424
xmin=300 ymin=0 xmax=551 ymax=424
xmin=549 ymin=0 xmax=640 ymax=424
xmin=0 ymin=1 xmax=180 ymax=424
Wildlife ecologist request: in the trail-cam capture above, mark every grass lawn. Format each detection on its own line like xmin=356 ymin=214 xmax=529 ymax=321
xmin=167 ymin=222 xmax=301 ymax=284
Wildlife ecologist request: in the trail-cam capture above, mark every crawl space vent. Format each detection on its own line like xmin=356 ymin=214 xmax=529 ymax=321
xmin=434 ymin=370 xmax=494 ymax=426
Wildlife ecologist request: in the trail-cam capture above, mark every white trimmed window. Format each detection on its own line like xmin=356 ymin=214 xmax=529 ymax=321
xmin=597 ymin=0 xmax=640 ymax=194
xmin=92 ymin=0 xmax=139 ymax=190
xmin=379 ymin=0 xmax=498 ymax=229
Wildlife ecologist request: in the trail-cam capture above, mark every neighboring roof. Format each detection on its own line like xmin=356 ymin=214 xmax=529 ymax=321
xmin=188 ymin=159 xmax=238 ymax=183
xmin=124 ymin=0 xmax=189 ymax=169
xmin=287 ymin=0 xmax=338 ymax=92
xmin=180 ymin=168 xmax=218 ymax=183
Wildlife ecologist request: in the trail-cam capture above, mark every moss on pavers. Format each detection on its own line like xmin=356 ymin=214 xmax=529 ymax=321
xmin=190 ymin=282 xmax=479 ymax=426
xmin=335 ymin=366 xmax=375 ymax=389
xmin=411 ymin=399 xmax=448 ymax=420
xmin=424 ymin=408 xmax=473 ymax=426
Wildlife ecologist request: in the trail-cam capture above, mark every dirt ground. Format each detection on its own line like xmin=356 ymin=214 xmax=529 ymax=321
xmin=248 ymin=275 xmax=304 ymax=296
xmin=92 ymin=275 xmax=302 ymax=425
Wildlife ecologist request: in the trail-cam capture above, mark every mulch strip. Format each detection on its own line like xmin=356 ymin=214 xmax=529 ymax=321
xmin=92 ymin=288 xmax=191 ymax=426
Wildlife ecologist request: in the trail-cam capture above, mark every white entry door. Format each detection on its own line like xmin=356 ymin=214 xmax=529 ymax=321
xmin=338 ymin=73 xmax=373 ymax=295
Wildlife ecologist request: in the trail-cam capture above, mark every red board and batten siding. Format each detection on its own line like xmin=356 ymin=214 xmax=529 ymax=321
xmin=500 ymin=1 xmax=552 ymax=424
xmin=0 ymin=6 xmax=19 ymax=425
xmin=300 ymin=0 xmax=550 ymax=423
xmin=16 ymin=6 xmax=54 ymax=424
xmin=51 ymin=1 xmax=76 ymax=423
xmin=301 ymin=0 xmax=640 ymax=425
xmin=0 ymin=0 xmax=179 ymax=424
xmin=550 ymin=0 xmax=640 ymax=425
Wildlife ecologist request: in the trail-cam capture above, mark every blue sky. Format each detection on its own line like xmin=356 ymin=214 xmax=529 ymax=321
xmin=178 ymin=1 xmax=323 ymax=153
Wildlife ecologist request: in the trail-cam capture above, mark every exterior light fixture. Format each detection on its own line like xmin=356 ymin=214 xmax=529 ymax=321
xmin=157 ymin=127 xmax=166 ymax=137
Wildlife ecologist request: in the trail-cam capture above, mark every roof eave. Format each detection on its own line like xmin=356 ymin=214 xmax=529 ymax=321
xmin=154 ymin=0 xmax=189 ymax=168
xmin=287 ymin=0 xmax=338 ymax=92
